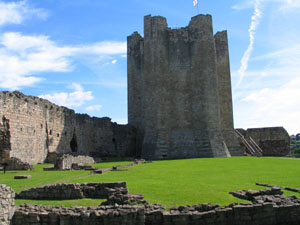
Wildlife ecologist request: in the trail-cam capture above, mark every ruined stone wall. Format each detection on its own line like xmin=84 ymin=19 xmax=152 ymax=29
xmin=5 ymin=157 xmax=33 ymax=171
xmin=9 ymin=201 xmax=300 ymax=225
xmin=0 ymin=91 xmax=135 ymax=164
xmin=128 ymin=14 xmax=242 ymax=159
xmin=5 ymin=182 xmax=300 ymax=225
xmin=54 ymin=154 xmax=95 ymax=170
xmin=0 ymin=184 xmax=15 ymax=225
xmin=0 ymin=116 xmax=11 ymax=162
xmin=13 ymin=205 xmax=145 ymax=225
xmin=246 ymin=127 xmax=290 ymax=156
xmin=16 ymin=182 xmax=127 ymax=200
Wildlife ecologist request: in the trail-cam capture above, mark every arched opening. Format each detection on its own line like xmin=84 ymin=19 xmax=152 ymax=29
xmin=70 ymin=134 xmax=78 ymax=153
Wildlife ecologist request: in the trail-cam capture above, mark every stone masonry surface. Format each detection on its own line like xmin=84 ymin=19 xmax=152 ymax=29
xmin=0 ymin=116 xmax=10 ymax=162
xmin=247 ymin=127 xmax=290 ymax=156
xmin=5 ymin=182 xmax=300 ymax=225
xmin=5 ymin=157 xmax=33 ymax=171
xmin=0 ymin=184 xmax=15 ymax=225
xmin=54 ymin=154 xmax=95 ymax=170
xmin=9 ymin=187 xmax=300 ymax=225
xmin=16 ymin=182 xmax=127 ymax=200
xmin=0 ymin=91 xmax=136 ymax=165
xmin=237 ymin=127 xmax=290 ymax=156
xmin=128 ymin=14 xmax=243 ymax=160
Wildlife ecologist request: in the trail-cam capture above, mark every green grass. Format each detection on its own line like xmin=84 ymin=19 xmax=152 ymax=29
xmin=0 ymin=164 xmax=90 ymax=193
xmin=2 ymin=157 xmax=300 ymax=208
xmin=0 ymin=160 xmax=134 ymax=194
xmin=70 ymin=157 xmax=300 ymax=207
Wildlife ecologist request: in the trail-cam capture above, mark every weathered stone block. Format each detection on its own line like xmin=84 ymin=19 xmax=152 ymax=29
xmin=0 ymin=184 xmax=15 ymax=225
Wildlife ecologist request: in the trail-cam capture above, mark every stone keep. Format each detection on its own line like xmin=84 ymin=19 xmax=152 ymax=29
xmin=128 ymin=14 xmax=243 ymax=159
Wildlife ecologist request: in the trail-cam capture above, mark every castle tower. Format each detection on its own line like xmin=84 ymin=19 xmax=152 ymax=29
xmin=214 ymin=31 xmax=244 ymax=156
xmin=128 ymin=14 xmax=242 ymax=159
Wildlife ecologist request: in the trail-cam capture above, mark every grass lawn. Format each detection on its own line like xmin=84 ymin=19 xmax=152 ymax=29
xmin=1 ymin=157 xmax=300 ymax=208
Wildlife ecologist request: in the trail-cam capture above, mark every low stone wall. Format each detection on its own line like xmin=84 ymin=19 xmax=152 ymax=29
xmin=230 ymin=187 xmax=283 ymax=201
xmin=3 ymin=157 xmax=33 ymax=171
xmin=44 ymin=152 xmax=62 ymax=164
xmin=13 ymin=205 xmax=145 ymax=225
xmin=153 ymin=203 xmax=300 ymax=225
xmin=9 ymin=202 xmax=300 ymax=225
xmin=16 ymin=182 xmax=127 ymax=200
xmin=54 ymin=154 xmax=95 ymax=170
xmin=0 ymin=184 xmax=15 ymax=225
xmin=8 ymin=183 xmax=300 ymax=225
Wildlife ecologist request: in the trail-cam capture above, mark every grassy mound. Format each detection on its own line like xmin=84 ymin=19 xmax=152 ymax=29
xmin=1 ymin=157 xmax=300 ymax=207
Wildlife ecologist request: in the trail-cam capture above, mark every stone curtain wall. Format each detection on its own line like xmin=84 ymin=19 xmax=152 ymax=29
xmin=0 ymin=184 xmax=15 ymax=225
xmin=128 ymin=14 xmax=243 ymax=160
xmin=0 ymin=91 xmax=135 ymax=164
xmin=54 ymin=154 xmax=95 ymax=170
xmin=246 ymin=127 xmax=290 ymax=156
xmin=16 ymin=182 xmax=127 ymax=200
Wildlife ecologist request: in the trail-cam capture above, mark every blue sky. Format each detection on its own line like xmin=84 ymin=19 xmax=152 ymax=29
xmin=0 ymin=0 xmax=299 ymax=134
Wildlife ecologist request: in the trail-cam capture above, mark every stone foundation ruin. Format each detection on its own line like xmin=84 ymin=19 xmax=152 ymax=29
xmin=2 ymin=181 xmax=300 ymax=225
xmin=54 ymin=154 xmax=95 ymax=170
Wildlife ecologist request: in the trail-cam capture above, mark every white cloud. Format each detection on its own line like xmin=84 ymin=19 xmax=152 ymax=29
xmin=235 ymin=0 xmax=262 ymax=88
xmin=80 ymin=42 xmax=126 ymax=55
xmin=85 ymin=104 xmax=102 ymax=112
xmin=0 ymin=1 xmax=48 ymax=26
xmin=111 ymin=59 xmax=117 ymax=64
xmin=0 ymin=32 xmax=126 ymax=90
xmin=233 ymin=0 xmax=300 ymax=11
xmin=279 ymin=0 xmax=300 ymax=11
xmin=252 ymin=44 xmax=300 ymax=64
xmin=39 ymin=83 xmax=93 ymax=108
xmin=234 ymin=43 xmax=300 ymax=134
xmin=238 ymin=77 xmax=300 ymax=134
xmin=232 ymin=0 xmax=300 ymax=135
